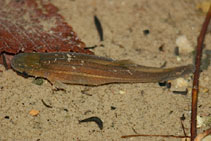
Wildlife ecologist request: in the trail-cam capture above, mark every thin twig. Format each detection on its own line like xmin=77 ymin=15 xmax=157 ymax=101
xmin=191 ymin=5 xmax=211 ymax=141
xmin=194 ymin=128 xmax=211 ymax=141
xmin=121 ymin=134 xmax=190 ymax=139
xmin=181 ymin=117 xmax=187 ymax=137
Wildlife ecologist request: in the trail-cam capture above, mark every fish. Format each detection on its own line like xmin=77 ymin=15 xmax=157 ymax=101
xmin=11 ymin=52 xmax=194 ymax=86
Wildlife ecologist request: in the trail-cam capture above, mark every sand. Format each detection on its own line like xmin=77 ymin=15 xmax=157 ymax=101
xmin=0 ymin=0 xmax=210 ymax=141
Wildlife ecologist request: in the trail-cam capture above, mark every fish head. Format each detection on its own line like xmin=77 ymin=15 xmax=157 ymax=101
xmin=11 ymin=53 xmax=41 ymax=74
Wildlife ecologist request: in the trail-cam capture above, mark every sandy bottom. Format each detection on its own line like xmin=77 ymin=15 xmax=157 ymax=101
xmin=0 ymin=0 xmax=211 ymax=141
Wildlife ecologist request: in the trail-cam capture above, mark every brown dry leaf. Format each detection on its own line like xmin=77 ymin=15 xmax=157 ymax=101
xmin=0 ymin=0 xmax=93 ymax=66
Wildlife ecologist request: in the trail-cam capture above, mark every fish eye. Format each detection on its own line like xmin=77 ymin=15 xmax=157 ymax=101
xmin=17 ymin=63 xmax=26 ymax=68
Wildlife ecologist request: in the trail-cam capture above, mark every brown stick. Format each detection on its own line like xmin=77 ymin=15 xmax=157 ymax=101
xmin=194 ymin=128 xmax=211 ymax=141
xmin=191 ymin=5 xmax=211 ymax=141
xmin=121 ymin=134 xmax=190 ymax=139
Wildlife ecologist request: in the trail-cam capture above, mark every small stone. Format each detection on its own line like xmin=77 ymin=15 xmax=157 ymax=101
xmin=170 ymin=78 xmax=190 ymax=93
xmin=181 ymin=138 xmax=190 ymax=141
xmin=4 ymin=116 xmax=10 ymax=119
xmin=32 ymin=78 xmax=44 ymax=85
xmin=176 ymin=35 xmax=194 ymax=54
xmin=197 ymin=115 xmax=205 ymax=128
xmin=174 ymin=78 xmax=189 ymax=88
xmin=176 ymin=56 xmax=182 ymax=62
xmin=111 ymin=106 xmax=116 ymax=110
xmin=29 ymin=109 xmax=40 ymax=116
xmin=200 ymin=87 xmax=209 ymax=93
xmin=119 ymin=90 xmax=125 ymax=94
xmin=143 ymin=29 xmax=150 ymax=35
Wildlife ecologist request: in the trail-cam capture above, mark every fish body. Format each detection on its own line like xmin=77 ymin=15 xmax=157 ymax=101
xmin=11 ymin=52 xmax=194 ymax=85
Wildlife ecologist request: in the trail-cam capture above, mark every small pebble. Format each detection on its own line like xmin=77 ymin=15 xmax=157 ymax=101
xmin=4 ymin=116 xmax=10 ymax=119
xmin=111 ymin=106 xmax=116 ymax=110
xmin=29 ymin=109 xmax=40 ymax=116
xmin=170 ymin=78 xmax=190 ymax=93
xmin=32 ymin=78 xmax=44 ymax=85
xmin=158 ymin=44 xmax=165 ymax=52
xmin=176 ymin=35 xmax=194 ymax=54
xmin=181 ymin=138 xmax=190 ymax=141
xmin=176 ymin=56 xmax=182 ymax=62
xmin=174 ymin=78 xmax=189 ymax=88
xmin=197 ymin=115 xmax=205 ymax=128
xmin=143 ymin=29 xmax=150 ymax=35
xmin=199 ymin=86 xmax=209 ymax=93
xmin=119 ymin=90 xmax=125 ymax=94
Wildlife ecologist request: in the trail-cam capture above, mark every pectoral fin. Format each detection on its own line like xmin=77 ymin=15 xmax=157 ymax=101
xmin=49 ymin=78 xmax=67 ymax=90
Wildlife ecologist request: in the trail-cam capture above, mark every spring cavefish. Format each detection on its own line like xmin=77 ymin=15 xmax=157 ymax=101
xmin=11 ymin=52 xmax=194 ymax=85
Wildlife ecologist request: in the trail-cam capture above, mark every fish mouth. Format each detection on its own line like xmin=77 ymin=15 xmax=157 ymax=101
xmin=11 ymin=53 xmax=25 ymax=73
